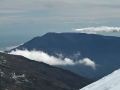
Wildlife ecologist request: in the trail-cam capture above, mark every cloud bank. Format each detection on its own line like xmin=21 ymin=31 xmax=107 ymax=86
xmin=9 ymin=49 xmax=96 ymax=69
xmin=75 ymin=26 xmax=120 ymax=34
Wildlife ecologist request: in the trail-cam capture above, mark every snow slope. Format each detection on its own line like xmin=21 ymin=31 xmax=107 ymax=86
xmin=80 ymin=69 xmax=120 ymax=90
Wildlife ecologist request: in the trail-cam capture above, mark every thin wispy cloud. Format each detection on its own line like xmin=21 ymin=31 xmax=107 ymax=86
xmin=5 ymin=43 xmax=23 ymax=51
xmin=9 ymin=49 xmax=96 ymax=69
xmin=74 ymin=26 xmax=120 ymax=34
xmin=0 ymin=0 xmax=120 ymax=25
xmin=0 ymin=10 xmax=27 ymax=13
xmin=0 ymin=50 xmax=3 ymax=52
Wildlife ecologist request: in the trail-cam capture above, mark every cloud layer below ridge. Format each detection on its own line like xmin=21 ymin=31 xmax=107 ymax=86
xmin=9 ymin=49 xmax=96 ymax=69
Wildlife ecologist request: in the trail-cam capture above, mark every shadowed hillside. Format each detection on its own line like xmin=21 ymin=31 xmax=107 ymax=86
xmin=0 ymin=52 xmax=92 ymax=90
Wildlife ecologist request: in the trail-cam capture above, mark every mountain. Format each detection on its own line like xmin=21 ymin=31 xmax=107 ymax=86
xmin=8 ymin=32 xmax=120 ymax=80
xmin=0 ymin=52 xmax=92 ymax=90
xmin=79 ymin=68 xmax=120 ymax=90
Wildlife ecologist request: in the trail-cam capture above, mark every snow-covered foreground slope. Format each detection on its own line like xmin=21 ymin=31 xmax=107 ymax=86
xmin=80 ymin=69 xmax=120 ymax=90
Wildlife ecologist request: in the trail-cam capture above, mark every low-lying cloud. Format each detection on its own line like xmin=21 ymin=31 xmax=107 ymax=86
xmin=9 ymin=50 xmax=76 ymax=66
xmin=0 ymin=50 xmax=3 ymax=52
xmin=9 ymin=49 xmax=96 ymax=69
xmin=75 ymin=26 xmax=120 ymax=34
xmin=79 ymin=58 xmax=96 ymax=69
xmin=5 ymin=43 xmax=23 ymax=51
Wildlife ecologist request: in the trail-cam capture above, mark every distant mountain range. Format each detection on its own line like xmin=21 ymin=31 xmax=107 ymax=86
xmin=0 ymin=52 xmax=92 ymax=90
xmin=80 ymin=69 xmax=120 ymax=90
xmin=8 ymin=32 xmax=120 ymax=80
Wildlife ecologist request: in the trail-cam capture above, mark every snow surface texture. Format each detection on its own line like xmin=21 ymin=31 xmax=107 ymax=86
xmin=79 ymin=69 xmax=120 ymax=90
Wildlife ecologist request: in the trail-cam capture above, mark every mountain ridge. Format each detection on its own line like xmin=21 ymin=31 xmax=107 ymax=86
xmin=7 ymin=32 xmax=120 ymax=80
xmin=0 ymin=52 xmax=92 ymax=90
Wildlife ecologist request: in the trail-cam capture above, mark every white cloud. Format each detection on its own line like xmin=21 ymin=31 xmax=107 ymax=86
xmin=5 ymin=46 xmax=17 ymax=51
xmin=74 ymin=26 xmax=120 ymax=34
xmin=0 ymin=50 xmax=3 ymax=52
xmin=5 ymin=43 xmax=23 ymax=51
xmin=9 ymin=49 xmax=96 ymax=69
xmin=9 ymin=49 xmax=75 ymax=65
xmin=79 ymin=58 xmax=96 ymax=69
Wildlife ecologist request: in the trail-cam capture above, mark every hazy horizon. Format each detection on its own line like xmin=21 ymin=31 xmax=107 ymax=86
xmin=1 ymin=0 xmax=120 ymax=50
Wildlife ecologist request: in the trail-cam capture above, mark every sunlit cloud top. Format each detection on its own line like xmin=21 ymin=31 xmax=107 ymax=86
xmin=74 ymin=26 xmax=120 ymax=34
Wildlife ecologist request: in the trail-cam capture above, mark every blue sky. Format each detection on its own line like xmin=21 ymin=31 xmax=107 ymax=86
xmin=1 ymin=0 xmax=120 ymax=50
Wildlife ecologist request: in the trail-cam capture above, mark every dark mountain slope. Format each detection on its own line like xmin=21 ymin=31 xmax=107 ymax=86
xmin=15 ymin=33 xmax=120 ymax=57
xmin=10 ymin=32 xmax=120 ymax=80
xmin=0 ymin=52 xmax=92 ymax=90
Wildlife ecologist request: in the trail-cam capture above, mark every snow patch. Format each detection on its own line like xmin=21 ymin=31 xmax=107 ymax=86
xmin=80 ymin=69 xmax=120 ymax=90
xmin=11 ymin=72 xmax=28 ymax=84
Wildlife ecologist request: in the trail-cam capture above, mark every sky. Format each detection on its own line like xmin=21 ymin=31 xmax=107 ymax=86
xmin=1 ymin=0 xmax=120 ymax=49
